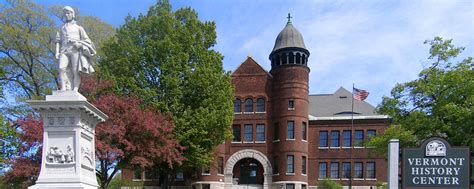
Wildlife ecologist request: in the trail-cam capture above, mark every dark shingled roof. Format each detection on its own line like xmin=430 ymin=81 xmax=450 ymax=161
xmin=309 ymin=87 xmax=378 ymax=117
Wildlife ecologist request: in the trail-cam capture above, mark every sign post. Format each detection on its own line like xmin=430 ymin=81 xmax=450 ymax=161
xmin=388 ymin=139 xmax=399 ymax=189
xmin=403 ymin=137 xmax=470 ymax=189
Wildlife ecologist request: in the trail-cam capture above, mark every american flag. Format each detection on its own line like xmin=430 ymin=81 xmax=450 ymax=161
xmin=353 ymin=87 xmax=369 ymax=101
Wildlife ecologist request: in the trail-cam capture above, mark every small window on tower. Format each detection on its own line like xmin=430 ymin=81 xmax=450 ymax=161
xmin=288 ymin=100 xmax=295 ymax=110
xmin=289 ymin=52 xmax=294 ymax=64
xmin=282 ymin=53 xmax=288 ymax=65
xmin=296 ymin=53 xmax=301 ymax=64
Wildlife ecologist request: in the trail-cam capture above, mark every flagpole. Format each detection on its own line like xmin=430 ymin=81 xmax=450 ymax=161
xmin=349 ymin=83 xmax=354 ymax=189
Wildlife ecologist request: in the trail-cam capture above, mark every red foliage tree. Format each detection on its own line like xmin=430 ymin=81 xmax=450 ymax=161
xmin=2 ymin=115 xmax=43 ymax=188
xmin=2 ymin=75 xmax=185 ymax=189
xmin=84 ymin=75 xmax=185 ymax=188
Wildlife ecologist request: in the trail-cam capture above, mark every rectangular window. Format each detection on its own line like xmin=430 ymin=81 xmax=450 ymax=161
xmin=133 ymin=168 xmax=142 ymax=180
xmin=319 ymin=131 xmax=328 ymax=147
xmin=273 ymin=157 xmax=279 ymax=174
xmin=330 ymin=162 xmax=339 ymax=178
xmin=302 ymin=156 xmax=307 ymax=174
xmin=343 ymin=130 xmax=351 ymax=147
xmin=331 ymin=131 xmax=340 ymax=147
xmin=232 ymin=125 xmax=241 ymax=142
xmin=302 ymin=122 xmax=307 ymax=141
xmin=145 ymin=169 xmax=158 ymax=180
xmin=287 ymin=155 xmax=294 ymax=173
xmin=244 ymin=124 xmax=253 ymax=142
xmin=202 ymin=184 xmax=210 ymax=189
xmin=273 ymin=123 xmax=279 ymax=141
xmin=288 ymin=100 xmax=294 ymax=109
xmin=218 ymin=157 xmax=224 ymax=174
xmin=286 ymin=184 xmax=295 ymax=189
xmin=287 ymin=121 xmax=294 ymax=139
xmin=256 ymin=124 xmax=265 ymax=141
xmin=367 ymin=162 xmax=376 ymax=178
xmin=355 ymin=130 xmax=364 ymax=147
xmin=354 ymin=162 xmax=363 ymax=178
xmin=319 ymin=162 xmax=327 ymax=178
xmin=302 ymin=184 xmax=307 ymax=189
xmin=342 ymin=162 xmax=351 ymax=178
xmin=367 ymin=130 xmax=376 ymax=138
xmin=176 ymin=172 xmax=184 ymax=181
xmin=202 ymin=166 xmax=210 ymax=175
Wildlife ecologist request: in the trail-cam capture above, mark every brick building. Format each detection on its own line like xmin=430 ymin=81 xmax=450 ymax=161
xmin=124 ymin=17 xmax=390 ymax=189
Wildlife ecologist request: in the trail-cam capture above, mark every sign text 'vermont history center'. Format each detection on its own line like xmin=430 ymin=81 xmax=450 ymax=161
xmin=403 ymin=137 xmax=470 ymax=189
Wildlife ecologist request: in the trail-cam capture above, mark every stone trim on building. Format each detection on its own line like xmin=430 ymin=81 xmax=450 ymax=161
xmin=224 ymin=149 xmax=273 ymax=189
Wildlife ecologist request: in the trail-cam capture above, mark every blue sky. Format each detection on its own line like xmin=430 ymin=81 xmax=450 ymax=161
xmin=33 ymin=0 xmax=473 ymax=106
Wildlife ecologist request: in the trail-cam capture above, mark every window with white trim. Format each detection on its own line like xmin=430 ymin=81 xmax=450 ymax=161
xmin=256 ymin=98 xmax=265 ymax=112
xmin=367 ymin=162 xmax=376 ymax=178
xmin=256 ymin=124 xmax=265 ymax=141
xmin=330 ymin=162 xmax=339 ymax=178
xmin=244 ymin=124 xmax=253 ymax=142
xmin=287 ymin=121 xmax=294 ymax=139
xmin=244 ymin=98 xmax=253 ymax=112
xmin=331 ymin=131 xmax=340 ymax=147
xmin=287 ymin=155 xmax=294 ymax=173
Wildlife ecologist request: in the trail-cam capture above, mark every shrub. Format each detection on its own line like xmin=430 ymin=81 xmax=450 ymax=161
xmin=318 ymin=179 xmax=342 ymax=189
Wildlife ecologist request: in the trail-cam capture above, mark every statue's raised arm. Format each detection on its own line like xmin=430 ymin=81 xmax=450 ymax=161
xmin=55 ymin=6 xmax=96 ymax=92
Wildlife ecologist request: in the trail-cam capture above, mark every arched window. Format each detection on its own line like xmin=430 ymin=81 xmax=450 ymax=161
xmin=289 ymin=52 xmax=294 ymax=64
xmin=302 ymin=54 xmax=306 ymax=65
xmin=234 ymin=98 xmax=241 ymax=113
xmin=245 ymin=98 xmax=253 ymax=113
xmin=282 ymin=53 xmax=287 ymax=65
xmin=296 ymin=53 xmax=301 ymax=64
xmin=256 ymin=98 xmax=265 ymax=112
xmin=271 ymin=58 xmax=275 ymax=67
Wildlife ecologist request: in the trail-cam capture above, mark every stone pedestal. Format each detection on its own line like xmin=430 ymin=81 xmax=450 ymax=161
xmin=28 ymin=91 xmax=108 ymax=189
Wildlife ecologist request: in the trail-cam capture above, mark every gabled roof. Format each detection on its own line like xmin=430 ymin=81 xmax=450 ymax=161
xmin=231 ymin=56 xmax=272 ymax=77
xmin=308 ymin=87 xmax=378 ymax=118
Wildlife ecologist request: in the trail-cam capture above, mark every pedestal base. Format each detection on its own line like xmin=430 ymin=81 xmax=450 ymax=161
xmin=29 ymin=182 xmax=97 ymax=189
xmin=28 ymin=90 xmax=108 ymax=189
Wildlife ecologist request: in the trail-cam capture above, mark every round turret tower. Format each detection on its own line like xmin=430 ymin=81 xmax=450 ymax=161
xmin=270 ymin=14 xmax=310 ymax=188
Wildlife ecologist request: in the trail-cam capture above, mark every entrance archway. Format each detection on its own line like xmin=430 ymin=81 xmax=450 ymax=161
xmin=224 ymin=149 xmax=272 ymax=189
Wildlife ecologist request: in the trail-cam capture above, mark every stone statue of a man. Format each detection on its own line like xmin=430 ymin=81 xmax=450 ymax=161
xmin=55 ymin=6 xmax=96 ymax=92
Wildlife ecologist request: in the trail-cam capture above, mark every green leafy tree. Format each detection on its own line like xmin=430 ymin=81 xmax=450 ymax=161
xmin=0 ymin=114 xmax=19 ymax=171
xmin=99 ymin=0 xmax=234 ymax=174
xmin=0 ymin=0 xmax=57 ymax=101
xmin=0 ymin=0 xmax=115 ymax=117
xmin=374 ymin=36 xmax=473 ymax=152
xmin=366 ymin=125 xmax=416 ymax=156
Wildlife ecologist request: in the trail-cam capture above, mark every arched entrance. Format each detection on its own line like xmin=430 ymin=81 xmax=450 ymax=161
xmin=224 ymin=149 xmax=272 ymax=189
xmin=234 ymin=158 xmax=264 ymax=185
